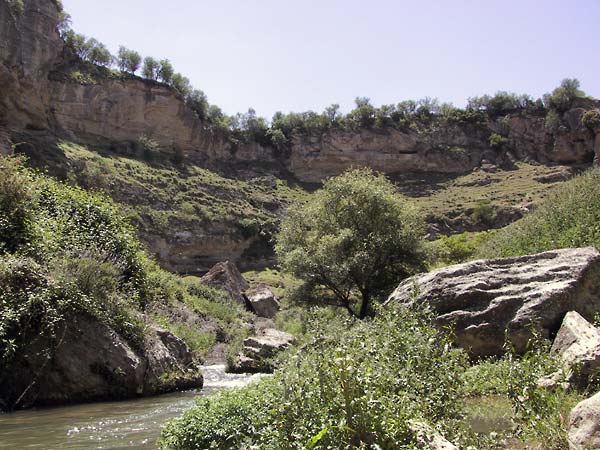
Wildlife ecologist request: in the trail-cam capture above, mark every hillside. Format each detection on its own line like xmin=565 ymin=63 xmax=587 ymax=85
xmin=0 ymin=154 xmax=250 ymax=410
xmin=1 ymin=0 xmax=599 ymax=274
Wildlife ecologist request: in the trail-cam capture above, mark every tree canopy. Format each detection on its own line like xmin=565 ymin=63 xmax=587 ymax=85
xmin=275 ymin=168 xmax=427 ymax=318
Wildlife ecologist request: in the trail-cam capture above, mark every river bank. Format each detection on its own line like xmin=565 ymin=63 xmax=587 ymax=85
xmin=0 ymin=365 xmax=264 ymax=449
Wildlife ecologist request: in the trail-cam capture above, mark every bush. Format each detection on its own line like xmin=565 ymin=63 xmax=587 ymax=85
xmin=477 ymin=167 xmax=600 ymax=258
xmin=275 ymin=168 xmax=427 ymax=318
xmin=581 ymin=109 xmax=600 ymax=131
xmin=160 ymin=306 xmax=469 ymax=449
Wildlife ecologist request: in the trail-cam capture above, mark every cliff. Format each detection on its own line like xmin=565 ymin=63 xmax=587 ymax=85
xmin=1 ymin=0 xmax=599 ymax=272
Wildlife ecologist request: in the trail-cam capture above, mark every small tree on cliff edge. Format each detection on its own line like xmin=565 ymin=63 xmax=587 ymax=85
xmin=275 ymin=168 xmax=427 ymax=318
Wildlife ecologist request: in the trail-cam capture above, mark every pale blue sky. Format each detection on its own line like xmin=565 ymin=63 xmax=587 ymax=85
xmin=62 ymin=0 xmax=600 ymax=119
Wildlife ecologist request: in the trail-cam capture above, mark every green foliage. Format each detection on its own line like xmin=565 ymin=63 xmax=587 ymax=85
xmin=160 ymin=306 xmax=469 ymax=449
xmin=117 ymin=46 xmax=142 ymax=74
xmin=428 ymin=231 xmax=494 ymax=267
xmin=477 ymin=167 xmax=600 ymax=258
xmin=86 ymin=38 xmax=112 ymax=66
xmin=581 ymin=109 xmax=600 ymax=131
xmin=62 ymin=32 xmax=112 ymax=67
xmin=137 ymin=134 xmax=160 ymax=158
xmin=0 ymin=155 xmax=32 ymax=252
xmin=171 ymin=73 xmax=191 ymax=97
xmin=488 ymin=132 xmax=505 ymax=148
xmin=275 ymin=168 xmax=426 ymax=318
xmin=0 ymin=155 xmax=248 ymax=386
xmin=142 ymin=56 xmax=160 ymax=80
xmin=543 ymin=78 xmax=586 ymax=112
xmin=158 ymin=59 xmax=174 ymax=84
xmin=6 ymin=0 xmax=25 ymax=16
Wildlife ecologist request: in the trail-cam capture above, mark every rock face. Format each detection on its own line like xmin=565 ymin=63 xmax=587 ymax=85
xmin=245 ymin=284 xmax=280 ymax=318
xmin=200 ymin=261 xmax=249 ymax=305
xmin=0 ymin=314 xmax=202 ymax=410
xmin=229 ymin=328 xmax=295 ymax=373
xmin=0 ymin=0 xmax=61 ymax=130
xmin=569 ymin=391 xmax=600 ymax=450
xmin=551 ymin=311 xmax=600 ymax=384
xmin=386 ymin=247 xmax=600 ymax=357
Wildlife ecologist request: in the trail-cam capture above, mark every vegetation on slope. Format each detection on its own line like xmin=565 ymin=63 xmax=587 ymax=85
xmin=160 ymin=306 xmax=581 ymax=449
xmin=0 ymin=154 xmax=248 ymax=385
xmin=477 ymin=166 xmax=600 ymax=258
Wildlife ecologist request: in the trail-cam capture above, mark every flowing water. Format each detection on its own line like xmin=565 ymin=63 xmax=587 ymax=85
xmin=0 ymin=364 xmax=264 ymax=450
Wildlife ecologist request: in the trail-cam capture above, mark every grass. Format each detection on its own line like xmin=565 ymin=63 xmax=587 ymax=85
xmin=477 ymin=166 xmax=600 ymax=257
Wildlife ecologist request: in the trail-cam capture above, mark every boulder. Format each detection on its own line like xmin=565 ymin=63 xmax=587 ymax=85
xmin=245 ymin=284 xmax=280 ymax=318
xmin=229 ymin=328 xmax=295 ymax=373
xmin=408 ymin=421 xmax=459 ymax=450
xmin=386 ymin=247 xmax=600 ymax=357
xmin=568 ymin=391 xmax=600 ymax=449
xmin=200 ymin=261 xmax=249 ymax=305
xmin=0 ymin=314 xmax=203 ymax=410
xmin=551 ymin=311 xmax=600 ymax=384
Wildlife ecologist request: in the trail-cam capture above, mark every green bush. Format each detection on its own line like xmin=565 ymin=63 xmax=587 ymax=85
xmin=161 ymin=306 xmax=469 ymax=449
xmin=477 ymin=167 xmax=600 ymax=258
xmin=581 ymin=109 xmax=600 ymax=131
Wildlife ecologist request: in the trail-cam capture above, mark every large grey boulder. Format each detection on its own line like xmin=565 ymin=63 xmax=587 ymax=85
xmin=200 ymin=261 xmax=249 ymax=305
xmin=569 ymin=391 xmax=600 ymax=449
xmin=551 ymin=311 xmax=600 ymax=384
xmin=0 ymin=314 xmax=203 ymax=410
xmin=229 ymin=328 xmax=295 ymax=373
xmin=245 ymin=284 xmax=280 ymax=318
xmin=386 ymin=247 xmax=600 ymax=357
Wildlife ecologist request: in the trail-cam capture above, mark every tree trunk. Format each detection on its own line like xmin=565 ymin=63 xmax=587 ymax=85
xmin=358 ymin=292 xmax=370 ymax=319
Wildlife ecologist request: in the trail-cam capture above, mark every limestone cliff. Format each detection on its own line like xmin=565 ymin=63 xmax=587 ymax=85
xmin=1 ymin=0 xmax=599 ymax=273
xmin=0 ymin=0 xmax=61 ymax=131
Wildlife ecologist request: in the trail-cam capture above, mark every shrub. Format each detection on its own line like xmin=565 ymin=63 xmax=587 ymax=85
xmin=581 ymin=109 xmax=600 ymax=131
xmin=477 ymin=167 xmax=600 ymax=258
xmin=160 ymin=306 xmax=469 ymax=449
xmin=275 ymin=168 xmax=427 ymax=318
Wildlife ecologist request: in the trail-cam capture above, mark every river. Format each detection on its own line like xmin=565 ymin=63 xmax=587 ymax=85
xmin=0 ymin=364 xmax=264 ymax=450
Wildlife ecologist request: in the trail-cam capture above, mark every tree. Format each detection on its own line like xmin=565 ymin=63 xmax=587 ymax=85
xmin=158 ymin=59 xmax=174 ymax=84
xmin=543 ymin=78 xmax=585 ymax=112
xmin=187 ymin=89 xmax=209 ymax=120
xmin=275 ymin=168 xmax=427 ymax=318
xmin=171 ymin=73 xmax=192 ymax=97
xmin=142 ymin=57 xmax=160 ymax=80
xmin=117 ymin=46 xmax=141 ymax=73
xmin=87 ymin=39 xmax=112 ymax=67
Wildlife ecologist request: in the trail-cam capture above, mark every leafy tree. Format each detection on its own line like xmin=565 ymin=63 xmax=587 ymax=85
xmin=142 ymin=57 xmax=160 ymax=80
xmin=187 ymin=89 xmax=209 ymax=120
xmin=543 ymin=78 xmax=585 ymax=112
xmin=63 ymin=30 xmax=91 ymax=60
xmin=349 ymin=97 xmax=376 ymax=128
xmin=275 ymin=168 xmax=426 ymax=318
xmin=324 ymin=103 xmax=341 ymax=123
xmin=171 ymin=73 xmax=192 ymax=97
xmin=87 ymin=39 xmax=112 ymax=67
xmin=158 ymin=59 xmax=174 ymax=84
xmin=117 ymin=46 xmax=141 ymax=74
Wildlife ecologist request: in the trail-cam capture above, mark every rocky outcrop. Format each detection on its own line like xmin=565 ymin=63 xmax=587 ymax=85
xmin=200 ymin=261 xmax=249 ymax=305
xmin=385 ymin=247 xmax=600 ymax=357
xmin=229 ymin=328 xmax=295 ymax=373
xmin=0 ymin=0 xmax=61 ymax=129
xmin=550 ymin=311 xmax=600 ymax=384
xmin=0 ymin=314 xmax=202 ymax=410
xmin=568 ymin=391 xmax=600 ymax=450
xmin=245 ymin=284 xmax=280 ymax=318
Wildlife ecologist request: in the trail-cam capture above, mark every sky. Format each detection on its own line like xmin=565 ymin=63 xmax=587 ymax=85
xmin=61 ymin=0 xmax=600 ymax=119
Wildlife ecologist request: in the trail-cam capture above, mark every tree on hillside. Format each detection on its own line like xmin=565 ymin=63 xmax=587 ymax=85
xmin=142 ymin=57 xmax=160 ymax=80
xmin=158 ymin=59 xmax=174 ymax=84
xmin=87 ymin=39 xmax=112 ymax=67
xmin=275 ymin=168 xmax=427 ymax=318
xmin=117 ymin=46 xmax=142 ymax=74
xmin=543 ymin=78 xmax=586 ymax=112
xmin=172 ymin=73 xmax=192 ymax=97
